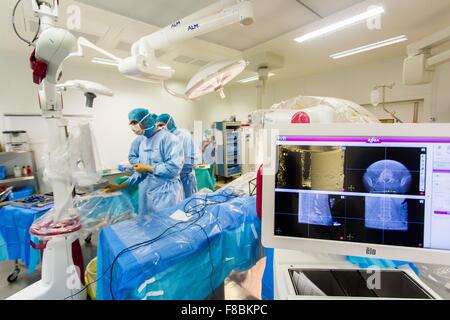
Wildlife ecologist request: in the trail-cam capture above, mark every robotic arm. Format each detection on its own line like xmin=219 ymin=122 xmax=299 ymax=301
xmin=57 ymin=80 xmax=114 ymax=108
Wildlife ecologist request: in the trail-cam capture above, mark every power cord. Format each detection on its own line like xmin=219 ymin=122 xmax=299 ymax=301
xmin=194 ymin=223 xmax=215 ymax=295
xmin=12 ymin=0 xmax=41 ymax=47
xmin=64 ymin=190 xmax=239 ymax=300
xmin=109 ymin=192 xmax=237 ymax=300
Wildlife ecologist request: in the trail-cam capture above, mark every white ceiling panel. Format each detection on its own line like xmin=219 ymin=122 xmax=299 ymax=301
xmin=299 ymin=0 xmax=367 ymax=17
xmin=76 ymin=0 xmax=365 ymax=51
xmin=76 ymin=0 xmax=216 ymax=28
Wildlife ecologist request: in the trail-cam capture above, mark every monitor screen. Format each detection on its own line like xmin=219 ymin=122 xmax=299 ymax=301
xmin=274 ymin=135 xmax=450 ymax=251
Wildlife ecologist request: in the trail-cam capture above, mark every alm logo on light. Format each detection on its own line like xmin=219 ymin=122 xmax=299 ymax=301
xmin=188 ymin=23 xmax=200 ymax=31
xmin=171 ymin=20 xmax=181 ymax=28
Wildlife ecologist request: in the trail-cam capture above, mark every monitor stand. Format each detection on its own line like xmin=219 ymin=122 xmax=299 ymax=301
xmin=273 ymin=249 xmax=442 ymax=300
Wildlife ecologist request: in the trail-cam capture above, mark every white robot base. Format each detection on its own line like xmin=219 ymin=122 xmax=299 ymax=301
xmin=7 ymin=233 xmax=86 ymax=300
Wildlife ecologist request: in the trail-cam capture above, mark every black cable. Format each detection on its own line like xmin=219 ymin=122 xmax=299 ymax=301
xmin=64 ymin=218 xmax=200 ymax=300
xmin=194 ymin=223 xmax=215 ymax=295
xmin=12 ymin=0 xmax=41 ymax=47
xmin=63 ymin=190 xmax=239 ymax=300
xmin=108 ymin=191 xmax=239 ymax=300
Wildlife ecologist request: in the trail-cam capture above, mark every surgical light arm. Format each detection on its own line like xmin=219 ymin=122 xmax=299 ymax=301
xmin=404 ymin=26 xmax=450 ymax=85
xmin=131 ymin=0 xmax=254 ymax=56
xmin=118 ymin=0 xmax=253 ymax=84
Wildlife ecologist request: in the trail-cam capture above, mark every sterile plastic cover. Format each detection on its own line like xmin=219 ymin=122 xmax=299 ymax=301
xmin=43 ymin=122 xmax=102 ymax=189
xmin=96 ymin=188 xmax=263 ymax=300
xmin=250 ymin=95 xmax=380 ymax=127
xmin=29 ymin=191 xmax=137 ymax=239
xmin=74 ymin=191 xmax=137 ymax=235
xmin=248 ymin=95 xmax=380 ymax=168
xmin=69 ymin=123 xmax=103 ymax=187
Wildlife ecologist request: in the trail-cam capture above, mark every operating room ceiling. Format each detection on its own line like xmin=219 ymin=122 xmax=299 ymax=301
xmin=1 ymin=0 xmax=450 ymax=82
xmin=75 ymin=0 xmax=366 ymax=51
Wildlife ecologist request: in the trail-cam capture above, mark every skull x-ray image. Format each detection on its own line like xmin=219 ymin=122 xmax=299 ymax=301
xmin=363 ymin=160 xmax=412 ymax=231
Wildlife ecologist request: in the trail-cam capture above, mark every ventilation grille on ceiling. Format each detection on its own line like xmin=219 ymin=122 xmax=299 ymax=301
xmin=115 ymin=41 xmax=131 ymax=52
xmin=173 ymin=55 xmax=210 ymax=66
xmin=173 ymin=55 xmax=196 ymax=64
xmin=191 ymin=60 xmax=209 ymax=66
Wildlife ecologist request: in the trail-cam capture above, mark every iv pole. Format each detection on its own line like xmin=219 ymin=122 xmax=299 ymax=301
xmin=373 ymin=83 xmax=404 ymax=123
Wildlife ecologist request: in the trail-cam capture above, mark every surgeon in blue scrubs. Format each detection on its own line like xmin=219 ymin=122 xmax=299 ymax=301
xmin=128 ymin=113 xmax=157 ymax=165
xmin=156 ymin=113 xmax=198 ymax=198
xmin=106 ymin=109 xmax=184 ymax=216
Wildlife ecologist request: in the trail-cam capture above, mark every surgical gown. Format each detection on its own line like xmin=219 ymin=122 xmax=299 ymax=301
xmin=128 ymin=136 xmax=145 ymax=165
xmin=174 ymin=129 xmax=198 ymax=198
xmin=127 ymin=130 xmax=184 ymax=216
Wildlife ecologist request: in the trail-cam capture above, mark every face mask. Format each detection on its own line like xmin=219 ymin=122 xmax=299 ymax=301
xmin=161 ymin=116 xmax=173 ymax=131
xmin=130 ymin=113 xmax=151 ymax=136
xmin=131 ymin=124 xmax=144 ymax=135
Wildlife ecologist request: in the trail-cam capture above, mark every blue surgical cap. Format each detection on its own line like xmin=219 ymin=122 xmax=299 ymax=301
xmin=128 ymin=108 xmax=149 ymax=123
xmin=129 ymin=108 xmax=157 ymax=136
xmin=156 ymin=113 xmax=177 ymax=132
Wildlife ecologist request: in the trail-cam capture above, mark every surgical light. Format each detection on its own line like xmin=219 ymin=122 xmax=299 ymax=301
xmin=184 ymin=60 xmax=247 ymax=100
xmin=238 ymin=72 xmax=275 ymax=84
xmin=330 ymin=35 xmax=408 ymax=59
xmin=294 ymin=6 xmax=385 ymax=44
xmin=75 ymin=1 xmax=254 ymax=100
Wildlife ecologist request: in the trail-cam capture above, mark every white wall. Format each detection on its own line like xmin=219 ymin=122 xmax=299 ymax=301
xmin=432 ymin=62 xmax=450 ymax=122
xmin=0 ymin=50 xmax=198 ymax=171
xmin=196 ymin=55 xmax=450 ymax=127
xmin=2 ymin=48 xmax=449 ymax=183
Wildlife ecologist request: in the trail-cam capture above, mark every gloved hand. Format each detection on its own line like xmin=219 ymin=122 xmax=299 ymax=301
xmin=104 ymin=183 xmax=124 ymax=193
xmin=133 ymin=164 xmax=153 ymax=173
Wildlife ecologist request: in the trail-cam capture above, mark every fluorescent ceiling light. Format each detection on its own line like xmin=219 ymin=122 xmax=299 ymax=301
xmin=238 ymin=73 xmax=275 ymax=84
xmin=294 ymin=6 xmax=385 ymax=43
xmin=330 ymin=35 xmax=408 ymax=59
xmin=91 ymin=57 xmax=119 ymax=66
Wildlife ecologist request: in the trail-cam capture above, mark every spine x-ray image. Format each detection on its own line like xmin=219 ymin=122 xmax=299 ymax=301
xmin=298 ymin=194 xmax=341 ymax=226
xmin=363 ymin=160 xmax=412 ymax=231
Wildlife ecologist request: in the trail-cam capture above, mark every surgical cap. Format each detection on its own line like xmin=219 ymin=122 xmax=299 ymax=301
xmin=128 ymin=108 xmax=157 ymax=135
xmin=156 ymin=113 xmax=177 ymax=132
xmin=129 ymin=108 xmax=149 ymax=123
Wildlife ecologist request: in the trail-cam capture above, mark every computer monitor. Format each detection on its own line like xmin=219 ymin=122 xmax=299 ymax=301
xmin=262 ymin=124 xmax=450 ymax=265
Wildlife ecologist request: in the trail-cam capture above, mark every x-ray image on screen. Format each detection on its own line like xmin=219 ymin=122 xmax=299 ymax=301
xmin=363 ymin=160 xmax=412 ymax=231
xmin=276 ymin=146 xmax=345 ymax=191
xmin=343 ymin=147 xmax=424 ymax=196
xmin=275 ymin=192 xmax=425 ymax=248
xmin=365 ymin=197 xmax=409 ymax=231
xmin=363 ymin=160 xmax=412 ymax=194
xmin=298 ymin=194 xmax=341 ymax=226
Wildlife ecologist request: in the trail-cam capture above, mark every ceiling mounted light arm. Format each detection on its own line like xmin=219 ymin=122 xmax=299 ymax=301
xmin=118 ymin=0 xmax=254 ymax=97
xmin=132 ymin=0 xmax=238 ymax=55
xmin=404 ymin=26 xmax=450 ymax=85
xmin=132 ymin=0 xmax=254 ymax=57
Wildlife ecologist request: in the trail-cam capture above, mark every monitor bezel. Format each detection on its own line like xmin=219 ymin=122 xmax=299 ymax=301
xmin=261 ymin=123 xmax=450 ymax=265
